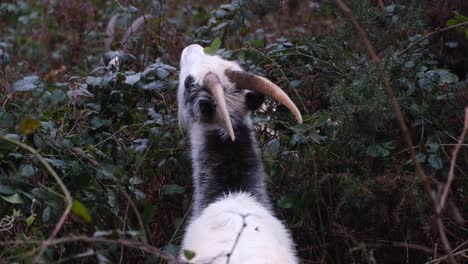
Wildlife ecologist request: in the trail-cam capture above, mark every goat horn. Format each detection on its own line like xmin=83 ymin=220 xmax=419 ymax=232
xmin=203 ymin=73 xmax=236 ymax=141
xmin=225 ymin=69 xmax=303 ymax=124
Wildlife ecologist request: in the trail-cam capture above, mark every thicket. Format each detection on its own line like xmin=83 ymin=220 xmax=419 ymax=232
xmin=0 ymin=0 xmax=467 ymax=263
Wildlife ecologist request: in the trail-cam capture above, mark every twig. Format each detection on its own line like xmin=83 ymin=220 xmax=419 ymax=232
xmin=397 ymin=21 xmax=468 ymax=57
xmin=437 ymin=108 xmax=468 ymax=214
xmin=334 ymin=1 xmax=456 ymax=262
xmin=119 ymin=187 xmax=149 ymax=244
xmin=426 ymin=247 xmax=468 ymax=264
xmin=365 ymin=241 xmax=433 ymax=254
xmin=0 ymin=235 xmax=178 ymax=263
xmin=0 ymin=135 xmax=73 ymax=264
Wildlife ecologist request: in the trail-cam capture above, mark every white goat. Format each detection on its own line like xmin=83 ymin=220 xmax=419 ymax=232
xmin=178 ymin=44 xmax=301 ymax=264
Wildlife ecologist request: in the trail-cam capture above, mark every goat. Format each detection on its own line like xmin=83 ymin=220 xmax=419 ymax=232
xmin=178 ymin=44 xmax=301 ymax=264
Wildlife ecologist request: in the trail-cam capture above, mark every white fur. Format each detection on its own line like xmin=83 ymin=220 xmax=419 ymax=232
xmin=179 ymin=44 xmax=298 ymax=264
xmin=178 ymin=44 xmax=245 ymax=131
xmin=181 ymin=193 xmax=298 ymax=264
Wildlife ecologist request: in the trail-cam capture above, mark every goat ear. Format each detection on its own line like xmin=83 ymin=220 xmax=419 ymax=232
xmin=245 ymin=91 xmax=265 ymax=111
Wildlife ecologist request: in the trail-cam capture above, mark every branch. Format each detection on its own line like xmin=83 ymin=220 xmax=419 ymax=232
xmin=438 ymin=108 xmax=468 ymax=213
xmin=397 ymin=21 xmax=468 ymax=57
xmin=334 ymin=1 xmax=457 ymax=263
xmin=0 ymin=235 xmax=179 ymax=263
xmin=0 ymin=135 xmax=73 ymax=264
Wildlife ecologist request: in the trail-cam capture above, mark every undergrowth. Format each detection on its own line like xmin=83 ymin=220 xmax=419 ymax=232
xmin=0 ymin=0 xmax=467 ymax=263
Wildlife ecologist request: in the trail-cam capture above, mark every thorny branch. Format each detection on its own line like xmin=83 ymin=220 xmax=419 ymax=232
xmin=334 ymin=1 xmax=467 ymax=263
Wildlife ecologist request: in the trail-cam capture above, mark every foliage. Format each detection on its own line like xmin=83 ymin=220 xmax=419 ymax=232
xmin=1 ymin=0 xmax=467 ymax=263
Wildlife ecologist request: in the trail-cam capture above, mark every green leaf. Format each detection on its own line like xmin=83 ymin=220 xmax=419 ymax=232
xmin=265 ymin=138 xmax=280 ymax=157
xmin=250 ymin=38 xmax=264 ymax=48
xmin=42 ymin=206 xmax=51 ymax=222
xmin=292 ymin=123 xmax=312 ymax=133
xmin=204 ymin=37 xmax=222 ymax=55
xmin=278 ymin=195 xmax=295 ymax=209
xmin=416 ymin=152 xmax=426 ymax=163
xmin=20 ymin=164 xmax=36 ymax=177
xmin=142 ymin=203 xmax=157 ymax=225
xmin=428 ymin=154 xmax=443 ymax=170
xmin=0 ymin=193 xmax=25 ymax=204
xmin=0 ymin=185 xmax=16 ymax=195
xmin=161 ymin=184 xmax=185 ymax=195
xmin=366 ymin=145 xmax=390 ymax=158
xmin=0 ymin=111 xmax=13 ymax=127
xmin=125 ymin=73 xmax=141 ymax=85
xmin=183 ymin=250 xmax=196 ymax=260
xmin=13 ymin=76 xmax=45 ymax=92
xmin=156 ymin=68 xmax=170 ymax=79
xmin=86 ymin=76 xmax=104 ymax=87
xmin=382 ymin=141 xmax=397 ymax=150
xmin=72 ymin=200 xmax=92 ymax=223
xmin=427 ymin=143 xmax=439 ymax=153
xmin=89 ymin=117 xmax=111 ymax=129
xmin=26 ymin=214 xmax=36 ymax=226
xmin=50 ymin=89 xmax=66 ymax=105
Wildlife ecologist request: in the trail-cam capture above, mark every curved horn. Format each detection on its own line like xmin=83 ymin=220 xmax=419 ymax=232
xmin=203 ymin=73 xmax=236 ymax=141
xmin=225 ymin=69 xmax=303 ymax=124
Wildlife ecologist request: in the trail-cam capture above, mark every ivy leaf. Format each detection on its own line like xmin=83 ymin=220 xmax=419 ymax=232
xmin=204 ymin=37 xmax=221 ymax=55
xmin=0 ymin=193 xmax=25 ymax=204
xmin=161 ymin=184 xmax=185 ymax=195
xmin=42 ymin=206 xmax=52 ymax=222
xmin=86 ymin=76 xmax=104 ymax=87
xmin=366 ymin=145 xmax=390 ymax=158
xmin=0 ymin=185 xmax=16 ymax=195
xmin=20 ymin=164 xmax=36 ymax=177
xmin=72 ymin=200 xmax=92 ymax=223
xmin=250 ymin=38 xmax=264 ymax=48
xmin=183 ymin=250 xmax=196 ymax=260
xmin=428 ymin=154 xmax=443 ymax=170
xmin=13 ymin=76 xmax=45 ymax=92
xmin=416 ymin=152 xmax=426 ymax=163
xmin=125 ymin=73 xmax=141 ymax=85
xmin=26 ymin=214 xmax=36 ymax=226
xmin=265 ymin=138 xmax=280 ymax=157
xmin=278 ymin=195 xmax=295 ymax=209
xmin=156 ymin=68 xmax=170 ymax=79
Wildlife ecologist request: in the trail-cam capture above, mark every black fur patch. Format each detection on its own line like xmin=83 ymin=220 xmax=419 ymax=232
xmin=184 ymin=75 xmax=216 ymax=122
xmin=245 ymin=91 xmax=265 ymax=111
xmin=195 ymin=121 xmax=270 ymax=210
